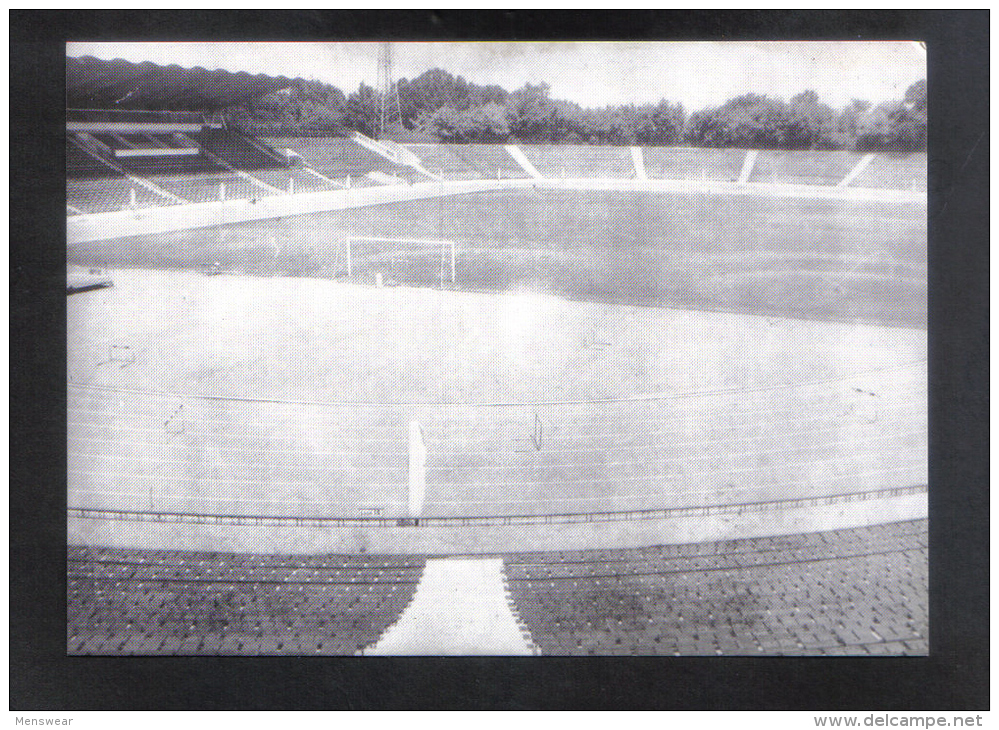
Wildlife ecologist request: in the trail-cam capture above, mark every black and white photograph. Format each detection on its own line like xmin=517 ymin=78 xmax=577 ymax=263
xmin=61 ymin=39 xmax=932 ymax=658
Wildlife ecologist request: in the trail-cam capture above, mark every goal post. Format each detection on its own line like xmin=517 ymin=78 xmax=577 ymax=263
xmin=344 ymin=236 xmax=457 ymax=286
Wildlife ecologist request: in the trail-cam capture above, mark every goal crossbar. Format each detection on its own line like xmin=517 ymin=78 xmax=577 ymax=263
xmin=347 ymin=237 xmax=454 ymax=245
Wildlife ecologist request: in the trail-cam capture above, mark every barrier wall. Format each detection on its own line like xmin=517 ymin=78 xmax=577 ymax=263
xmin=68 ymin=176 xmax=926 ymax=244
xmin=68 ymin=488 xmax=926 ymax=555
xmin=67 ymin=180 xmax=512 ymax=244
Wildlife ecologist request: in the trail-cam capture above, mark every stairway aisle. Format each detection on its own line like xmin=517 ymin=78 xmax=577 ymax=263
xmin=364 ymin=557 xmax=536 ymax=655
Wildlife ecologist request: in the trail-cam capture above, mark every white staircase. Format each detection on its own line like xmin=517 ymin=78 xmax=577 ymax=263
xmin=352 ymin=132 xmax=441 ymax=182
xmin=631 ymin=146 xmax=647 ymax=180
xmin=504 ymin=144 xmax=544 ymax=180
xmin=71 ymin=135 xmax=187 ymax=205
xmin=363 ymin=558 xmax=536 ymax=655
xmin=737 ymin=149 xmax=759 ymax=184
xmin=838 ymin=153 xmax=876 ymax=188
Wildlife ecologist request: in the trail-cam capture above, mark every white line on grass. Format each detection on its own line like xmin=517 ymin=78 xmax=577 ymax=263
xmin=68 ymin=461 xmax=923 ymax=492
xmin=68 ymin=430 xmax=923 ymax=472
xmin=65 ymin=358 xmax=927 ymax=408
xmin=67 ymin=402 xmax=925 ymax=446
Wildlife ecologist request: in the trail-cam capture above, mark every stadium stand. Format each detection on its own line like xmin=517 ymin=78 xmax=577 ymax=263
xmin=263 ymin=138 xmax=429 ymax=186
xmin=67 ymin=178 xmax=172 ymax=214
xmin=400 ymin=144 xmax=927 ymax=190
xmin=520 ymin=144 xmax=636 ymax=179
xmin=68 ymin=129 xmax=927 ymax=215
xmin=67 ymin=519 xmax=925 ymax=655
xmin=67 ymin=138 xmax=125 ymax=178
xmin=64 ymin=57 xmax=926 ymax=217
xmin=749 ymin=150 xmax=859 ymax=187
xmin=194 ymin=128 xmax=289 ymax=170
xmin=642 ymin=147 xmax=747 ymax=182
xmin=65 ymin=107 xmax=320 ymax=211
xmin=848 ymin=153 xmax=927 ymax=191
xmin=115 ymin=155 xmax=227 ymax=177
xmin=404 ymin=145 xmax=483 ymax=180
xmin=242 ymin=167 xmax=342 ymax=195
xmin=67 ymin=546 xmax=424 ymax=655
xmin=505 ymin=519 xmax=927 ymax=655
xmin=88 ymin=132 xmax=190 ymax=151
xmin=145 ymin=172 xmax=268 ymax=204
xmin=77 ymin=132 xmax=224 ymax=176
xmin=441 ymin=144 xmax=532 ymax=180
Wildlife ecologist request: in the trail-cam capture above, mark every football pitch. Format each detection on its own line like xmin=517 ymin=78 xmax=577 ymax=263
xmin=67 ymin=188 xmax=926 ymax=520
xmin=69 ymin=188 xmax=927 ymax=328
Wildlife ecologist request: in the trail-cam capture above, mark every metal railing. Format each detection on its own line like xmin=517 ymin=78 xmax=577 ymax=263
xmin=68 ymin=483 xmax=926 ymax=529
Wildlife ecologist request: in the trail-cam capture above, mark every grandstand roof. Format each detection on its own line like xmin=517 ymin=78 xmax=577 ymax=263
xmin=67 ymin=55 xmax=305 ymax=111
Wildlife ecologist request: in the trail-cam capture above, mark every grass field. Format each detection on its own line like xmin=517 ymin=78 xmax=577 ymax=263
xmin=68 ymin=266 xmax=926 ymax=518
xmin=69 ymin=188 xmax=927 ymax=329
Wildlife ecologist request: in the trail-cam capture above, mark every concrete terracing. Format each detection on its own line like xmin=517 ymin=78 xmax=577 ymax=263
xmin=505 ymin=519 xmax=927 ymax=655
xmin=68 ymin=175 xmax=925 ymax=244
xmin=68 ymin=487 xmax=926 ymax=556
xmin=67 ymin=519 xmax=926 ymax=655
xmin=67 ymin=547 xmax=424 ymax=655
xmin=69 ymin=144 xmax=926 ymax=239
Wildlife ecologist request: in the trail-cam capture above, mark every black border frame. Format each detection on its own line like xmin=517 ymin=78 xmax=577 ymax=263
xmin=10 ymin=10 xmax=988 ymax=710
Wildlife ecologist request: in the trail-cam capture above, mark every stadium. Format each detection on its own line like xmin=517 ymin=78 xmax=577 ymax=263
xmin=66 ymin=48 xmax=927 ymax=656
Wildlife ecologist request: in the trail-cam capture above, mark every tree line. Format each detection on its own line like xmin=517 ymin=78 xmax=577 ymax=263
xmin=228 ymin=68 xmax=925 ymax=152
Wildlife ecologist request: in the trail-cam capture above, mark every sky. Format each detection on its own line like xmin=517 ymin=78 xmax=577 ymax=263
xmin=67 ymin=41 xmax=926 ymax=111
